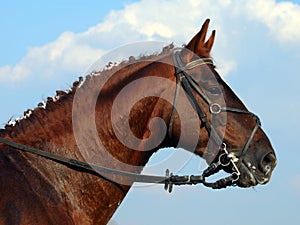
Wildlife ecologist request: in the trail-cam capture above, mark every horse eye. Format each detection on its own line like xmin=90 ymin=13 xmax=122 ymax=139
xmin=206 ymin=86 xmax=222 ymax=97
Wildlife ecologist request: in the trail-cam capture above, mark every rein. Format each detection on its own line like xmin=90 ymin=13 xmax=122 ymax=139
xmin=0 ymin=49 xmax=261 ymax=192
xmin=0 ymin=136 xmax=230 ymax=192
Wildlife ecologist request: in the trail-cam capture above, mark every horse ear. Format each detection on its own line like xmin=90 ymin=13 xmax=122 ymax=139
xmin=204 ymin=30 xmax=216 ymax=52
xmin=185 ymin=19 xmax=215 ymax=57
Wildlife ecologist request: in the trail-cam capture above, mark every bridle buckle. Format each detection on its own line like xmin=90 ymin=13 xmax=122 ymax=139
xmin=210 ymin=103 xmax=222 ymax=114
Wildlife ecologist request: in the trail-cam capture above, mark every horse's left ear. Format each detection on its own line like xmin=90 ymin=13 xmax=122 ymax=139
xmin=185 ymin=19 xmax=216 ymax=57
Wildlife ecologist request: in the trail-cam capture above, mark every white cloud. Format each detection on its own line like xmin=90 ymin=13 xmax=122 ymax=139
xmin=0 ymin=0 xmax=299 ymax=84
xmin=0 ymin=31 xmax=105 ymax=84
xmin=245 ymin=0 xmax=300 ymax=44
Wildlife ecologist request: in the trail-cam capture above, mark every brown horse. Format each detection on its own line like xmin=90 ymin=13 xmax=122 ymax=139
xmin=0 ymin=19 xmax=277 ymax=225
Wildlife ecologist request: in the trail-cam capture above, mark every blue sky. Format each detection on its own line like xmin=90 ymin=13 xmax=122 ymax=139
xmin=1 ymin=0 xmax=300 ymax=225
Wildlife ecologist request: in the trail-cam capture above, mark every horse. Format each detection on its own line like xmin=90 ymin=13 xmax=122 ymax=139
xmin=0 ymin=19 xmax=277 ymax=225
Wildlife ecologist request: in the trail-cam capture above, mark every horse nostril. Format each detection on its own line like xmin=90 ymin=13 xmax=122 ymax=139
xmin=259 ymin=152 xmax=277 ymax=175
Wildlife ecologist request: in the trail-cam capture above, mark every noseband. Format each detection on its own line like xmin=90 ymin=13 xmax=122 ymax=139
xmin=169 ymin=49 xmax=261 ymax=188
xmin=0 ymin=49 xmax=262 ymax=193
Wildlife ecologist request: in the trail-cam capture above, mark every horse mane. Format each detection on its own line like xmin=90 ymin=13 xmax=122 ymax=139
xmin=1 ymin=41 xmax=213 ymax=139
xmin=1 ymin=43 xmax=178 ymax=139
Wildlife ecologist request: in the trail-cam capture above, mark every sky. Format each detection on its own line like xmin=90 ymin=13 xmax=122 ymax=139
xmin=1 ymin=0 xmax=300 ymax=224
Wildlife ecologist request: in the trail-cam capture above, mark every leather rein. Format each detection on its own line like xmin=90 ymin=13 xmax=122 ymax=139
xmin=0 ymin=49 xmax=261 ymax=193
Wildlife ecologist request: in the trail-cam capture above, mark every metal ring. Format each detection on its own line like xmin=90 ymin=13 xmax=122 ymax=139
xmin=210 ymin=103 xmax=222 ymax=114
xmin=218 ymin=153 xmax=231 ymax=167
xmin=231 ymin=172 xmax=240 ymax=182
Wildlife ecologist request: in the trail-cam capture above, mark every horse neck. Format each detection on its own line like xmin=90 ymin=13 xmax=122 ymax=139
xmin=0 ymin=51 xmax=177 ymax=225
xmin=73 ymin=53 xmax=176 ymax=175
xmin=1 ymin=50 xmax=176 ymax=178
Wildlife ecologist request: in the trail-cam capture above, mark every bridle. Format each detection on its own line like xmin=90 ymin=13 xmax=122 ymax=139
xmin=0 ymin=49 xmax=261 ymax=193
xmin=168 ymin=49 xmax=262 ymax=189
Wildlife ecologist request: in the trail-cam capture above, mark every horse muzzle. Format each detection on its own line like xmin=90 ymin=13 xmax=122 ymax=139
xmin=236 ymin=152 xmax=277 ymax=188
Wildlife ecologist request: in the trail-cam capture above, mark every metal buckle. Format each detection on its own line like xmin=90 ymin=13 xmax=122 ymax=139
xmin=210 ymin=103 xmax=222 ymax=114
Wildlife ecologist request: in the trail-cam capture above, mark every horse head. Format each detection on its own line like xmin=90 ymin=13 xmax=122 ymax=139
xmin=168 ymin=19 xmax=277 ymax=188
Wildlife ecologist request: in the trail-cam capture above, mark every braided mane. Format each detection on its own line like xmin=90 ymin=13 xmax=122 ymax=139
xmin=0 ymin=44 xmax=176 ymax=138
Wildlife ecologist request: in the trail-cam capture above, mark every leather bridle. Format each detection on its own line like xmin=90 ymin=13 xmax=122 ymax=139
xmin=0 ymin=49 xmax=262 ymax=193
xmin=169 ymin=49 xmax=262 ymax=188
